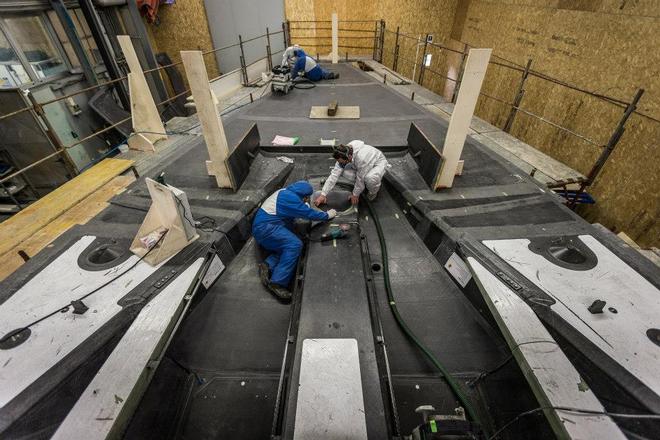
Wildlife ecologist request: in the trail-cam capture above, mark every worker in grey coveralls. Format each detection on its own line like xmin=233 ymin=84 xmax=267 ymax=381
xmin=315 ymin=141 xmax=389 ymax=206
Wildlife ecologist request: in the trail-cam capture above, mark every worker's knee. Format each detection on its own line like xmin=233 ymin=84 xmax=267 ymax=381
xmin=284 ymin=237 xmax=303 ymax=253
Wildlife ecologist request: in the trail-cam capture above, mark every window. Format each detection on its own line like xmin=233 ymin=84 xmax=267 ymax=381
xmin=71 ymin=8 xmax=100 ymax=65
xmin=0 ymin=29 xmax=30 ymax=87
xmin=3 ymin=15 xmax=68 ymax=80
xmin=46 ymin=10 xmax=80 ymax=68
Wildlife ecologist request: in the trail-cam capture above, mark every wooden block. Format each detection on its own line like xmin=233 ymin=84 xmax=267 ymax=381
xmin=127 ymin=132 xmax=156 ymax=152
xmin=0 ymin=158 xmax=134 ymax=256
xmin=328 ymin=100 xmax=338 ymax=116
xmin=0 ymin=175 xmax=134 ymax=282
xmin=436 ymin=48 xmax=492 ymax=189
xmin=181 ymin=50 xmax=232 ymax=189
xmin=455 ymin=160 xmax=464 ymax=176
xmin=310 ymin=106 xmax=360 ymax=119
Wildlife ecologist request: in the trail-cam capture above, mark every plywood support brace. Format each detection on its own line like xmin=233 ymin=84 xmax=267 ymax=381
xmin=436 ymin=48 xmax=492 ymax=189
xmin=181 ymin=50 xmax=233 ymax=188
xmin=117 ymin=35 xmax=167 ymax=152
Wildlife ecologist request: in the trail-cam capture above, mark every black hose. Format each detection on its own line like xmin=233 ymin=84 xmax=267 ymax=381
xmin=292 ymin=77 xmax=316 ymax=89
xmin=364 ymin=198 xmax=481 ymax=424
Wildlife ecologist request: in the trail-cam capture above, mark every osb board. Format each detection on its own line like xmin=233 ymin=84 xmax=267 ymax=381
xmin=0 ymin=158 xmax=134 ymax=256
xmin=285 ymin=0 xmax=377 ymax=57
xmin=142 ymin=0 xmax=220 ymax=89
xmin=377 ymin=0 xmax=459 ymax=94
xmin=0 ymin=175 xmax=135 ymax=282
xmin=455 ymin=0 xmax=660 ymax=247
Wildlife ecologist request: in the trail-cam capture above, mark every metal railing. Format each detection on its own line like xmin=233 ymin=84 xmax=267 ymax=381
xmin=381 ymin=26 xmax=653 ymax=205
xmin=0 ymin=26 xmax=286 ymax=198
xmin=286 ymin=19 xmax=385 ymax=62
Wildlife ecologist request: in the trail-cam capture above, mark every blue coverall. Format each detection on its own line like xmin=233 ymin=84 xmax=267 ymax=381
xmin=291 ymin=50 xmax=333 ymax=81
xmin=252 ymin=181 xmax=329 ymax=287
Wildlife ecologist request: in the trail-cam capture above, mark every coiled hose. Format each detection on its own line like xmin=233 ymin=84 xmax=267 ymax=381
xmin=364 ymin=198 xmax=481 ymax=425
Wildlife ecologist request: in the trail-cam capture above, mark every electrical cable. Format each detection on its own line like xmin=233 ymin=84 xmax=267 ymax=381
xmin=488 ymin=406 xmax=660 ymax=440
xmin=363 ymin=197 xmax=481 ymax=425
xmin=0 ymin=231 xmax=168 ymax=345
xmin=467 ymin=340 xmax=558 ymax=387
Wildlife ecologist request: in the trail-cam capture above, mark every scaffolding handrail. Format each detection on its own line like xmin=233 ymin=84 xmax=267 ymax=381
xmin=385 ymin=28 xmax=659 ymax=124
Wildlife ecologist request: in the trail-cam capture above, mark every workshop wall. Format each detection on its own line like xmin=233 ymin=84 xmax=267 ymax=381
xmin=455 ymin=0 xmax=660 ymax=247
xmin=141 ymin=0 xmax=220 ymax=89
xmin=284 ymin=0 xmax=377 ymax=57
xmin=285 ymin=0 xmax=659 ymax=246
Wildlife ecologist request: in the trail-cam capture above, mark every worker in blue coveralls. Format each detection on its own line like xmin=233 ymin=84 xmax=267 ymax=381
xmin=253 ymin=181 xmax=337 ymax=301
xmin=291 ymin=49 xmax=339 ymax=81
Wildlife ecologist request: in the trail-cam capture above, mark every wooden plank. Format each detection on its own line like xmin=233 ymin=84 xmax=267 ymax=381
xmin=309 ymin=106 xmax=360 ymax=119
xmin=467 ymin=257 xmax=626 ymax=440
xmin=181 ymin=50 xmax=232 ymax=189
xmin=482 ymin=130 xmax=586 ymax=182
xmin=0 ymin=175 xmax=134 ymax=282
xmin=0 ymin=158 xmax=134 ymax=256
xmin=482 ymin=235 xmax=660 ymax=397
xmin=436 ymin=48 xmax=492 ymax=189
xmin=331 ymin=13 xmax=339 ymax=64
xmin=117 ymin=36 xmax=166 ymax=150
xmin=52 ymin=258 xmax=205 ymax=440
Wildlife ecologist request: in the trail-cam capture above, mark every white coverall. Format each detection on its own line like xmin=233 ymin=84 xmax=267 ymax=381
xmin=281 ymin=45 xmax=301 ymax=66
xmin=321 ymin=140 xmax=389 ymax=198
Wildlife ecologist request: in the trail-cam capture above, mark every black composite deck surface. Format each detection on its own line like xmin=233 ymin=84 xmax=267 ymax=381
xmin=4 ymin=63 xmax=657 ymax=439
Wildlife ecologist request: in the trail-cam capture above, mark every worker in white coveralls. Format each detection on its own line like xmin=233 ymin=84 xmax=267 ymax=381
xmin=315 ymin=141 xmax=389 ymax=206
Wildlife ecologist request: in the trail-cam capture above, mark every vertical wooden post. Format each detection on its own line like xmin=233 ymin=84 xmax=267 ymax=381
xmin=181 ymin=50 xmax=232 ymax=189
xmin=117 ymin=35 xmax=166 ymax=152
xmin=451 ymin=43 xmax=468 ymax=104
xmin=503 ymin=58 xmax=532 ymax=133
xmin=393 ymin=26 xmax=400 ymax=71
xmin=418 ymin=34 xmax=430 ymax=85
xmin=436 ymin=48 xmax=492 ymax=189
xmin=331 ymin=13 xmax=339 ymax=64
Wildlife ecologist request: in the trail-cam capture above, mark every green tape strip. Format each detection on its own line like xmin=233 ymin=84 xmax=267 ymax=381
xmin=430 ymin=419 xmax=437 ymax=433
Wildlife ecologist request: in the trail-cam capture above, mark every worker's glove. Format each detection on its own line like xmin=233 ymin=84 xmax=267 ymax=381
xmin=327 ymin=209 xmax=337 ymax=219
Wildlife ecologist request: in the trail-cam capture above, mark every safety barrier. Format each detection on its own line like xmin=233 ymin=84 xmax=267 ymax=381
xmin=0 ymin=26 xmax=286 ymax=204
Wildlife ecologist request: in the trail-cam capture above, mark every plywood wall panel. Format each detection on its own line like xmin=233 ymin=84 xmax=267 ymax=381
xmin=142 ymin=0 xmax=220 ymax=87
xmin=459 ymin=0 xmax=659 ymax=246
xmin=283 ymin=0 xmax=658 ymax=246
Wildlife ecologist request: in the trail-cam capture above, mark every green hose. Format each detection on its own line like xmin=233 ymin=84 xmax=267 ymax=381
xmin=364 ymin=199 xmax=481 ymax=425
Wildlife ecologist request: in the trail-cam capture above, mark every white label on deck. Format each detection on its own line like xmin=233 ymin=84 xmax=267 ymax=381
xmin=294 ymin=338 xmax=367 ymax=440
xmin=202 ymin=254 xmax=225 ymax=289
xmin=444 ymin=252 xmax=472 ymax=287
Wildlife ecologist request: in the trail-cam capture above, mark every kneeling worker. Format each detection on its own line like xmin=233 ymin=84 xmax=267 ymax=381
xmin=291 ymin=49 xmax=339 ymax=81
xmin=315 ymin=141 xmax=389 ymax=206
xmin=253 ymin=181 xmax=336 ymax=300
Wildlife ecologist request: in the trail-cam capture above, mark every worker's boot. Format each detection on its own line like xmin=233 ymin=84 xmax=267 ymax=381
xmin=268 ymin=283 xmax=292 ymax=301
xmin=258 ymin=263 xmax=270 ymax=288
